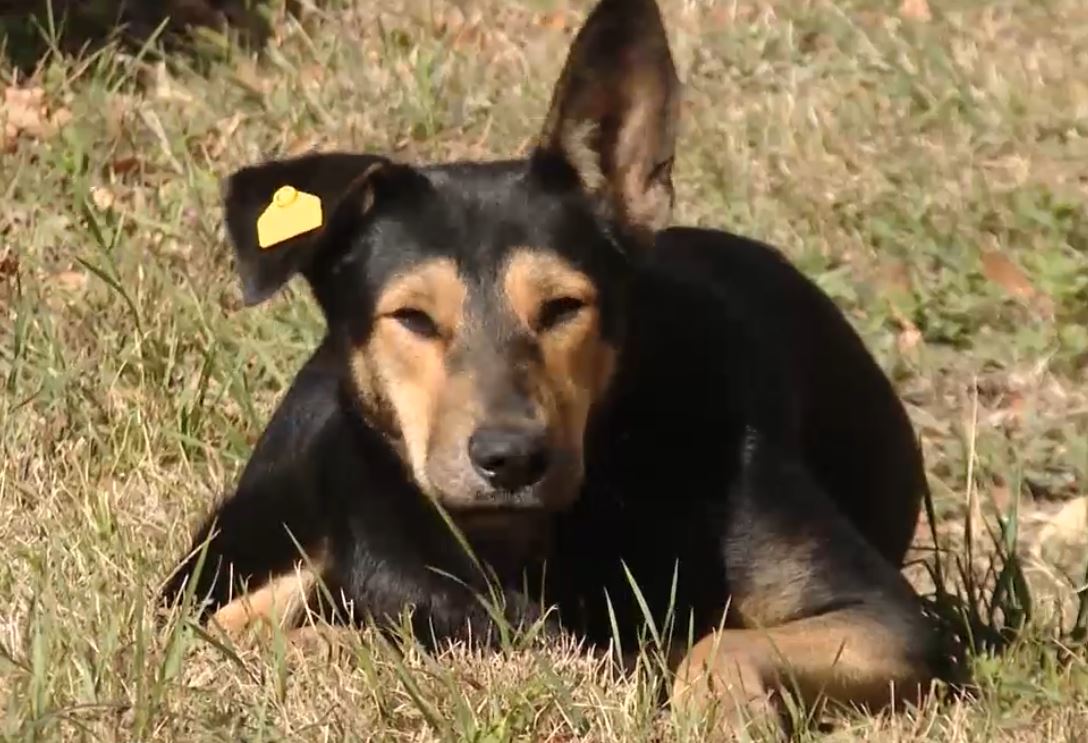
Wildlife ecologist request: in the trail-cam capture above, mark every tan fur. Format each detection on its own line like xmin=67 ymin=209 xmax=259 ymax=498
xmin=611 ymin=69 xmax=679 ymax=233
xmin=502 ymin=249 xmax=598 ymax=321
xmin=671 ymin=610 xmax=933 ymax=733
xmin=557 ymin=120 xmax=606 ymax=192
xmin=503 ymin=248 xmax=617 ymax=477
xmin=348 ymin=250 xmax=615 ymax=513
xmin=351 ymin=258 xmax=466 ymax=494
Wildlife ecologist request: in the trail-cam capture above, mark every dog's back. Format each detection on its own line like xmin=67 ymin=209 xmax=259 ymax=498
xmin=654 ymin=228 xmax=925 ymax=564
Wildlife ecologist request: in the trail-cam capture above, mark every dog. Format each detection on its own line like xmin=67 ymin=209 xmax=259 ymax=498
xmin=161 ymin=0 xmax=937 ymax=731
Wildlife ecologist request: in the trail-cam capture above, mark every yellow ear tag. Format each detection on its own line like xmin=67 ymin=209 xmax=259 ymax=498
xmin=256 ymin=186 xmax=323 ymax=249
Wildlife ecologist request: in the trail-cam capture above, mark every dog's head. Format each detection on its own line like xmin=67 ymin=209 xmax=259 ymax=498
xmin=221 ymin=0 xmax=680 ymax=514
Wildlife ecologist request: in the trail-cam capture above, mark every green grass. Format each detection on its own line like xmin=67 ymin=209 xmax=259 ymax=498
xmin=2 ymin=0 xmax=1087 ymax=739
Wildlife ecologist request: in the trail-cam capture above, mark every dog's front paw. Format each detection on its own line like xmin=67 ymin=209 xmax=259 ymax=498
xmin=670 ymin=635 xmax=782 ymax=740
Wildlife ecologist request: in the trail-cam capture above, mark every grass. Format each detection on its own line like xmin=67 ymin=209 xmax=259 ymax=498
xmin=1 ymin=0 xmax=1087 ymax=739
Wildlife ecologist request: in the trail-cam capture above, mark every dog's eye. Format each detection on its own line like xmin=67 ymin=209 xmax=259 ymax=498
xmin=537 ymin=297 xmax=587 ymax=331
xmin=390 ymin=308 xmax=440 ymax=339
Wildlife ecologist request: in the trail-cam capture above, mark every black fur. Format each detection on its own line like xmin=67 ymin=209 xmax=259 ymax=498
xmin=162 ymin=162 xmax=926 ymax=644
xmin=161 ymin=0 xmax=931 ymax=679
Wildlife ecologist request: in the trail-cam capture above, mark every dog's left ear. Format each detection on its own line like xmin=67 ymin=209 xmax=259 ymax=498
xmin=534 ymin=0 xmax=681 ymax=240
xmin=222 ymin=152 xmax=388 ymax=306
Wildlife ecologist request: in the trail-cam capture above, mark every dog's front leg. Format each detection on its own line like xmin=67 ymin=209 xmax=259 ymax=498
xmin=671 ymin=604 xmax=933 ymax=731
xmin=671 ymin=447 xmax=936 ymax=733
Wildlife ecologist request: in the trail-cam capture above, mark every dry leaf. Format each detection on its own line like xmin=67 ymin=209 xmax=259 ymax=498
xmin=286 ymin=135 xmax=320 ymax=157
xmin=233 ymin=59 xmax=269 ymax=96
xmin=1031 ymin=497 xmax=1088 ymax=556
xmin=435 ymin=5 xmax=466 ymax=35
xmin=539 ymin=10 xmax=573 ymax=31
xmin=709 ymin=7 xmax=733 ymax=29
xmin=899 ymin=0 xmax=931 ymax=21
xmin=983 ymin=391 xmax=1026 ymax=428
xmin=50 ymin=107 xmax=72 ymax=130
xmin=53 ymin=270 xmax=88 ymax=292
xmin=1 ymin=85 xmax=68 ymax=142
xmin=204 ymin=112 xmax=245 ymax=159
xmin=878 ymin=259 xmax=913 ymax=295
xmin=890 ymin=303 xmax=923 ymax=356
xmin=107 ymin=156 xmax=141 ymax=177
xmin=989 ymin=484 xmax=1012 ymax=513
xmin=4 ymin=86 xmax=46 ymax=132
xmin=896 ymin=321 xmax=923 ymax=355
xmin=153 ymin=62 xmax=195 ymax=104
xmin=105 ymin=95 xmax=134 ymax=140
xmin=980 ymin=249 xmax=1037 ymax=301
xmin=0 ymin=250 xmax=17 ymax=280
xmin=90 ymin=185 xmax=118 ymax=211
xmin=451 ymin=25 xmax=486 ymax=52
xmin=300 ymin=64 xmax=326 ymax=87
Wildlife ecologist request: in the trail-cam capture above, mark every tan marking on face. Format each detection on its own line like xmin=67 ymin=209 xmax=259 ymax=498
xmin=350 ymin=258 xmax=467 ymax=493
xmin=503 ymin=248 xmax=616 ymax=476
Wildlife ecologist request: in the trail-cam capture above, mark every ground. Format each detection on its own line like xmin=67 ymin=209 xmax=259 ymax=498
xmin=1 ymin=0 xmax=1087 ymax=740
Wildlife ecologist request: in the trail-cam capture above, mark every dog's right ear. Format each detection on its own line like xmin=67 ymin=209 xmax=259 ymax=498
xmin=222 ymin=152 xmax=389 ymax=306
xmin=534 ymin=0 xmax=681 ymax=242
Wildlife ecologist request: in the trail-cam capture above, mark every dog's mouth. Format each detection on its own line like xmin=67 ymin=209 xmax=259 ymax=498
xmin=457 ymin=486 xmax=560 ymax=511
xmin=425 ymin=446 xmax=584 ymax=514
xmin=443 ymin=479 xmax=579 ymax=513
xmin=451 ymin=503 xmax=547 ymax=528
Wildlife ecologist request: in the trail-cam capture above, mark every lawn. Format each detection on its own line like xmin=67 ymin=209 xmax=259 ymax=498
xmin=1 ymin=0 xmax=1087 ymax=739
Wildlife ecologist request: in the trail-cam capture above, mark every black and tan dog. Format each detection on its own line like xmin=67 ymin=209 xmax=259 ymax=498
xmin=161 ymin=0 xmax=937 ymax=730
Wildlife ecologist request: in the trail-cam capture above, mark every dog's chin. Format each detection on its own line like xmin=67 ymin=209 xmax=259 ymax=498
xmin=431 ymin=470 xmax=582 ymax=516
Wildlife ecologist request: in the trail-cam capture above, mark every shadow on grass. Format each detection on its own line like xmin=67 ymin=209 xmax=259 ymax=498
xmin=0 ymin=0 xmax=287 ymax=73
xmin=917 ymin=471 xmax=1088 ymax=712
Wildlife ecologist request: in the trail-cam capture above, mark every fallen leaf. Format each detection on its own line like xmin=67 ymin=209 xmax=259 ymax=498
xmin=896 ymin=321 xmax=923 ymax=355
xmin=286 ymin=134 xmax=320 ymax=157
xmin=233 ymin=59 xmax=269 ymax=96
xmin=434 ymin=5 xmax=466 ymax=36
xmin=0 ymin=250 xmax=17 ymax=280
xmin=877 ymin=258 xmax=913 ymax=295
xmin=153 ymin=62 xmax=195 ymax=104
xmin=1 ymin=85 xmax=68 ymax=142
xmin=981 ymin=248 xmax=1037 ymax=301
xmin=107 ymin=156 xmax=141 ymax=177
xmin=204 ymin=112 xmax=244 ymax=159
xmin=538 ymin=10 xmax=573 ymax=31
xmin=709 ymin=7 xmax=733 ymax=29
xmin=450 ymin=25 xmax=486 ymax=52
xmin=989 ymin=484 xmax=1012 ymax=513
xmin=890 ymin=302 xmax=923 ymax=356
xmin=899 ymin=0 xmax=931 ymax=21
xmin=300 ymin=64 xmax=325 ymax=87
xmin=983 ymin=391 xmax=1026 ymax=428
xmin=105 ymin=95 xmax=134 ymax=140
xmin=90 ymin=185 xmax=117 ymax=211
xmin=3 ymin=85 xmax=46 ymax=133
xmin=1031 ymin=497 xmax=1088 ymax=556
xmin=53 ymin=270 xmax=88 ymax=292
xmin=50 ymin=107 xmax=72 ymax=131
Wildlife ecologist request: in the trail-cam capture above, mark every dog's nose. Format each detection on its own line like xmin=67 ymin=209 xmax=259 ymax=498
xmin=468 ymin=425 xmax=550 ymax=491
